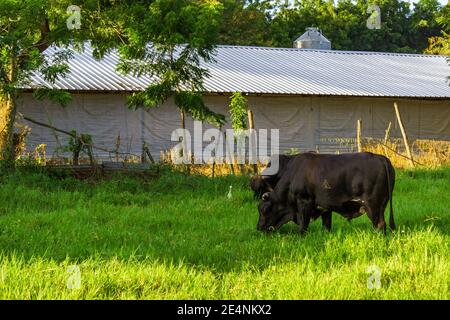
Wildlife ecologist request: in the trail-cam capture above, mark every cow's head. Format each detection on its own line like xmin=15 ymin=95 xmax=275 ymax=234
xmin=257 ymin=192 xmax=295 ymax=232
xmin=249 ymin=175 xmax=273 ymax=199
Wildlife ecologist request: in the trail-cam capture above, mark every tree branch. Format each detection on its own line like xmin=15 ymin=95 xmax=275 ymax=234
xmin=36 ymin=18 xmax=51 ymax=53
xmin=18 ymin=18 xmax=51 ymax=68
xmin=23 ymin=116 xmax=76 ymax=137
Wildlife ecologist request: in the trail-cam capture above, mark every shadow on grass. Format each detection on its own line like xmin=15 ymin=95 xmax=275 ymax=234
xmin=0 ymin=166 xmax=449 ymax=272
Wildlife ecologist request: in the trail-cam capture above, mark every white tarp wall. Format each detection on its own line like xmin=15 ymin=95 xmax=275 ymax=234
xmin=17 ymin=93 xmax=450 ymax=161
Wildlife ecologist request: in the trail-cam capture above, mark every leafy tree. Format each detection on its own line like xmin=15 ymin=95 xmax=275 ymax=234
xmin=105 ymin=0 xmax=226 ymax=129
xmin=410 ymin=0 xmax=447 ymax=52
xmin=218 ymin=0 xmax=273 ymax=46
xmin=0 ymin=0 xmax=99 ymax=165
xmin=221 ymin=0 xmax=447 ymax=53
xmin=423 ymin=3 xmax=449 ymax=57
xmin=424 ymin=31 xmax=450 ymax=55
xmin=1 ymin=1 xmax=50 ymax=163
xmin=1 ymin=0 xmax=227 ymax=165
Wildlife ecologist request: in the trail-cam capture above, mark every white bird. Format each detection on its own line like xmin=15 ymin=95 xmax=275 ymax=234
xmin=227 ymin=185 xmax=233 ymax=199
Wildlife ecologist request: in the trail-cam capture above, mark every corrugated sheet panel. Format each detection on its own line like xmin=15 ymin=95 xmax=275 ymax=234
xmin=28 ymin=44 xmax=450 ymax=98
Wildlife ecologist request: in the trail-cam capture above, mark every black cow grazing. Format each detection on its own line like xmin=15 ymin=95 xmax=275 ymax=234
xmin=250 ymin=153 xmax=333 ymax=229
xmin=250 ymin=152 xmax=318 ymax=199
xmin=257 ymin=152 xmax=395 ymax=234
xmin=249 ymin=154 xmax=295 ymax=199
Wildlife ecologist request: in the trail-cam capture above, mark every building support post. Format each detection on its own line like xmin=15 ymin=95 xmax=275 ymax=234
xmin=356 ymin=119 xmax=362 ymax=153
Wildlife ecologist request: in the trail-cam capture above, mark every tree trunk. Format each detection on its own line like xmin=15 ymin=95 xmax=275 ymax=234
xmin=0 ymin=93 xmax=17 ymax=164
xmin=73 ymin=148 xmax=80 ymax=166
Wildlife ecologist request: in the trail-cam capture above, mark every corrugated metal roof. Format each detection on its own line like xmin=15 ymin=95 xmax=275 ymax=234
xmin=29 ymin=44 xmax=450 ymax=98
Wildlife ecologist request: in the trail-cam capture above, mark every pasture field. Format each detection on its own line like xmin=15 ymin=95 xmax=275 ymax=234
xmin=0 ymin=166 xmax=448 ymax=299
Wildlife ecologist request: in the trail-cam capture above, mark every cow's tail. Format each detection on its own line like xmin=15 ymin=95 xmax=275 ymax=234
xmin=382 ymin=157 xmax=395 ymax=231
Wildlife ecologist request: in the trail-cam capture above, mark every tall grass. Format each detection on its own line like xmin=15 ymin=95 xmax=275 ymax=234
xmin=363 ymin=138 xmax=450 ymax=169
xmin=0 ymin=166 xmax=448 ymax=299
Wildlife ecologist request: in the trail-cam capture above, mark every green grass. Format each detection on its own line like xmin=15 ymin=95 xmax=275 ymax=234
xmin=0 ymin=166 xmax=448 ymax=299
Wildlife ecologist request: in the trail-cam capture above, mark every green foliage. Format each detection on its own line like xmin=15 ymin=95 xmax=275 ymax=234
xmin=217 ymin=0 xmax=449 ymax=53
xmin=284 ymin=147 xmax=301 ymax=155
xmin=0 ymin=0 xmax=84 ymax=96
xmin=425 ymin=31 xmax=450 ymax=55
xmin=63 ymin=130 xmax=93 ymax=164
xmin=0 ymin=168 xmax=448 ymax=298
xmin=64 ymin=130 xmax=92 ymax=153
xmin=229 ymin=92 xmax=248 ymax=131
xmin=0 ymin=0 xmax=96 ymax=161
xmin=409 ymin=0 xmax=448 ymax=52
xmin=33 ymin=88 xmax=72 ymax=106
xmin=219 ymin=0 xmax=274 ymax=46
xmin=102 ymin=0 xmax=226 ymax=127
xmin=175 ymin=91 xmax=226 ymax=127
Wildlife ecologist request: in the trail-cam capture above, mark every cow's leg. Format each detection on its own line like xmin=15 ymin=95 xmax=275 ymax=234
xmin=321 ymin=210 xmax=332 ymax=231
xmin=296 ymin=198 xmax=313 ymax=234
xmin=365 ymin=201 xmax=386 ymax=235
xmin=377 ymin=211 xmax=387 ymax=234
xmin=376 ymin=202 xmax=388 ymax=235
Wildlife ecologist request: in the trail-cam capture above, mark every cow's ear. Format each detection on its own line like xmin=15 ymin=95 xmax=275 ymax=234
xmin=262 ymin=192 xmax=271 ymax=201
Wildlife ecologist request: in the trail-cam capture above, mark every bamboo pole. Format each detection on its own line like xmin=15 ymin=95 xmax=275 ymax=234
xmin=356 ymin=119 xmax=362 ymax=152
xmin=247 ymin=110 xmax=258 ymax=174
xmin=393 ymin=102 xmax=414 ymax=168
xmin=383 ymin=121 xmax=392 ymax=157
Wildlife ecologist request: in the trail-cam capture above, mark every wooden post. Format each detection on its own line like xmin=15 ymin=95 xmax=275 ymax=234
xmin=220 ymin=127 xmax=235 ymax=175
xmin=225 ymin=140 xmax=236 ymax=176
xmin=247 ymin=110 xmax=255 ymax=129
xmin=393 ymin=102 xmax=414 ymax=167
xmin=383 ymin=121 xmax=392 ymax=157
xmin=247 ymin=110 xmax=258 ymax=174
xmin=114 ymin=135 xmax=119 ymax=161
xmin=356 ymin=119 xmax=362 ymax=152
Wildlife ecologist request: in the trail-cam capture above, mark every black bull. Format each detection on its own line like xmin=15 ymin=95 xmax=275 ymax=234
xmin=251 ymin=152 xmax=395 ymax=234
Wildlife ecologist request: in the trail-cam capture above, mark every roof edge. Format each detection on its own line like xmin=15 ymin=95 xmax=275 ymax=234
xmin=214 ymin=44 xmax=449 ymax=59
xmin=18 ymin=88 xmax=450 ymax=101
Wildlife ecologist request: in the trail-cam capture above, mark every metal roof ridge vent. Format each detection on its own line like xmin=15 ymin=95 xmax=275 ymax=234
xmin=293 ymin=27 xmax=331 ymax=50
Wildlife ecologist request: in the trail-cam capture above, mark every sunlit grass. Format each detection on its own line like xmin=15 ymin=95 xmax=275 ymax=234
xmin=0 ymin=166 xmax=448 ymax=299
